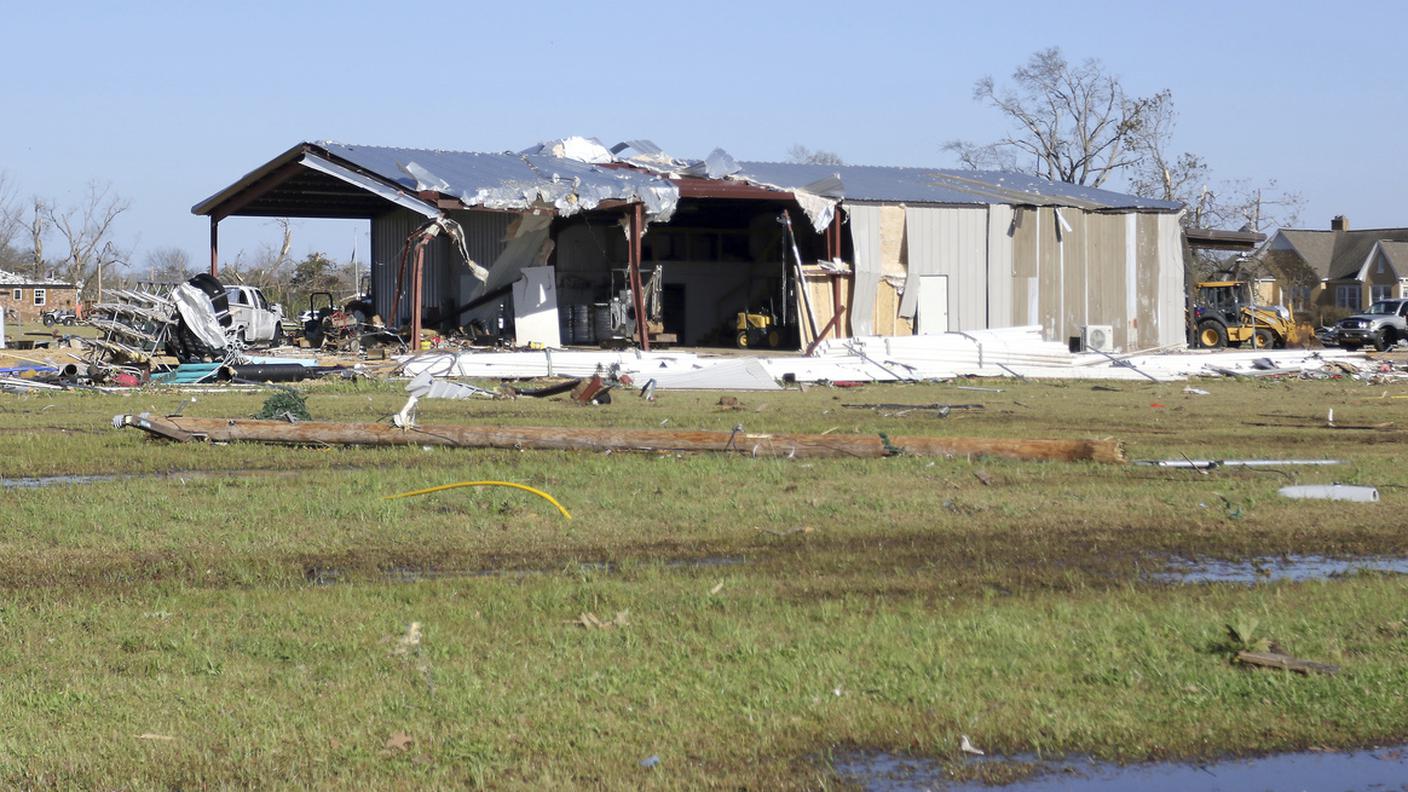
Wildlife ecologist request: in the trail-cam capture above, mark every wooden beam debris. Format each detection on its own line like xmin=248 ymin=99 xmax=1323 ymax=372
xmin=113 ymin=414 xmax=1126 ymax=464
xmin=1235 ymin=650 xmax=1340 ymax=676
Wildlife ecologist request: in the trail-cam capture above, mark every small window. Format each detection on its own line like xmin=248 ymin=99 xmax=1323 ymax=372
xmin=33 ymin=288 xmax=46 ymax=306
xmin=1371 ymin=284 xmax=1393 ymax=303
xmin=11 ymin=289 xmax=20 ymax=301
xmin=1335 ymin=285 xmax=1361 ymax=310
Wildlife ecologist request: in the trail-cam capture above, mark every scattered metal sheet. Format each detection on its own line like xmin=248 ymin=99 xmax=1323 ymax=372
xmin=1279 ymin=484 xmax=1380 ymax=502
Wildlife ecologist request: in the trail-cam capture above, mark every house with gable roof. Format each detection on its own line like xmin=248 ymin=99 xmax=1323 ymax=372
xmin=1259 ymin=215 xmax=1408 ymax=322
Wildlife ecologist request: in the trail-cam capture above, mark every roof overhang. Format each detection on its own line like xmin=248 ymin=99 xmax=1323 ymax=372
xmin=1184 ymin=227 xmax=1267 ymax=251
xmin=193 ymin=143 xmax=441 ymax=221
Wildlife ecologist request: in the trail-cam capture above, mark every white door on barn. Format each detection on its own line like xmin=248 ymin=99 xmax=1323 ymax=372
xmin=916 ymin=275 xmax=949 ymax=335
xmin=512 ymin=266 xmax=562 ymax=348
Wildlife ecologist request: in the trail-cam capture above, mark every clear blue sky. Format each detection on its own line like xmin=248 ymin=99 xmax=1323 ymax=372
xmin=2 ymin=0 xmax=1403 ymax=276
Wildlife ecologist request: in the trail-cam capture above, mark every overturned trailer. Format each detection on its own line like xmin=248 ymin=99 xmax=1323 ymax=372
xmin=192 ymin=137 xmax=1185 ymax=354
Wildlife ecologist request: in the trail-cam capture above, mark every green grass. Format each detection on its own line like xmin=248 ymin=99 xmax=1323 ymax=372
xmin=2 ymin=375 xmax=1408 ymax=788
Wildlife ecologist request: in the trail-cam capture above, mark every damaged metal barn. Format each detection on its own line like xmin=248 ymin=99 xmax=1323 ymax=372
xmin=193 ymin=137 xmax=1186 ymax=353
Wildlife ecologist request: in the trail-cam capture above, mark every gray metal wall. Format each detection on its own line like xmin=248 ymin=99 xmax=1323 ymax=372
xmin=370 ymin=208 xmax=512 ymax=325
xmin=901 ymin=206 xmax=988 ymax=330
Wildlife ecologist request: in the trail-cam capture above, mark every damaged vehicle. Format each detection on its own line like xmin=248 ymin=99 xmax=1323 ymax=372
xmin=84 ymin=274 xmax=285 ymax=375
xmin=223 ymin=284 xmax=285 ymax=346
xmin=1335 ymin=299 xmax=1408 ymax=351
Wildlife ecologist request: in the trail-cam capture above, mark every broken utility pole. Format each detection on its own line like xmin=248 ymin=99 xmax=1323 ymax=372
xmin=113 ymin=414 xmax=1125 ymax=464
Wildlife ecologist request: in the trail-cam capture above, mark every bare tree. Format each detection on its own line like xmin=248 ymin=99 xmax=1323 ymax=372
xmin=787 ymin=145 xmax=845 ymax=166
xmin=29 ymin=198 xmax=46 ymax=279
xmin=945 ymin=48 xmax=1167 ymax=186
xmin=274 ymin=217 xmax=293 ymax=266
xmin=144 ymin=246 xmax=193 ymax=284
xmin=0 ymin=172 xmax=21 ymax=266
xmin=45 ymin=182 xmax=130 ymax=293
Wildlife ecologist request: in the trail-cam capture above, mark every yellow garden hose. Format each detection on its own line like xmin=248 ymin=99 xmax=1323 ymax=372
xmin=383 ymin=480 xmax=572 ymax=520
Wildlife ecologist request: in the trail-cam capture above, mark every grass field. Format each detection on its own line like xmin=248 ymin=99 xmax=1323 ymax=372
xmin=2 ymin=373 xmax=1407 ymax=788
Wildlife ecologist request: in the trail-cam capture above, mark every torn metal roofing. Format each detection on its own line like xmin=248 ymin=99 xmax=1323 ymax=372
xmin=319 ymin=141 xmax=680 ymax=221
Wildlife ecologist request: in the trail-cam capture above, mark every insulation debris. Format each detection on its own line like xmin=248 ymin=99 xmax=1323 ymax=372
xmin=392 ymin=326 xmax=1387 ymax=389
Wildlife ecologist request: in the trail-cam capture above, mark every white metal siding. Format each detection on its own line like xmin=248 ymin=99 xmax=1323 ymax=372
xmin=1125 ymin=214 xmax=1138 ymax=350
xmin=1156 ymin=212 xmax=1186 ymax=347
xmin=985 ymin=205 xmax=1014 ymax=328
xmin=844 ymin=203 xmax=885 ymax=335
xmin=902 ymin=206 xmax=988 ymax=330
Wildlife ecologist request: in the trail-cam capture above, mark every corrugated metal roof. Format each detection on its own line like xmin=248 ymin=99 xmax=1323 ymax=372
xmin=196 ymin=140 xmax=1181 ymax=222
xmin=319 ymin=141 xmax=1180 ymax=214
xmin=733 ymin=161 xmax=1182 ymax=211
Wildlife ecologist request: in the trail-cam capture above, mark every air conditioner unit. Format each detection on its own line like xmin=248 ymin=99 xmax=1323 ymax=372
xmin=1081 ymin=324 xmax=1115 ymax=353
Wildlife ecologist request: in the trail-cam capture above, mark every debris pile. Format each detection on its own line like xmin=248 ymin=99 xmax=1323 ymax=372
xmin=394 ymin=326 xmax=1392 ymax=390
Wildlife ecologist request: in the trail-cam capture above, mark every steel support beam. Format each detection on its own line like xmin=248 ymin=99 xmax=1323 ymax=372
xmin=627 ymin=203 xmax=650 ymax=351
xmin=209 ymin=217 xmax=219 ymax=277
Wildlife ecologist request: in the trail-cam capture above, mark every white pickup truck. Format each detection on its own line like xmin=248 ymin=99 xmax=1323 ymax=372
xmin=223 ymin=285 xmax=285 ymax=345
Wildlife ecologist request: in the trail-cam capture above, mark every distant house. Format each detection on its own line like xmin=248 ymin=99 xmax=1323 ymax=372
xmin=0 ymin=269 xmax=81 ymax=323
xmin=1259 ymin=216 xmax=1408 ymax=322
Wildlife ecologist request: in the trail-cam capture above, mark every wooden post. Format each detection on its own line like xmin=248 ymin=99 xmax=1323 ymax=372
xmin=209 ymin=217 xmax=219 ymax=278
xmin=409 ymin=239 xmax=426 ymax=349
xmin=826 ymin=211 xmax=846 ymax=340
xmin=628 ymin=202 xmax=650 ymax=351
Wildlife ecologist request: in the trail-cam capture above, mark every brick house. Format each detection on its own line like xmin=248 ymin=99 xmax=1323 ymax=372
xmin=0 ymin=269 xmax=82 ymax=323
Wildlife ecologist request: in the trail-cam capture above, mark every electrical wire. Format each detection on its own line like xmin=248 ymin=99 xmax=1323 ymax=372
xmin=383 ymin=480 xmax=572 ymax=520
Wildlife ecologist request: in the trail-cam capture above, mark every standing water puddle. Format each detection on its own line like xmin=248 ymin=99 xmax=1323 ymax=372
xmin=2 ymin=474 xmax=127 ymax=488
xmin=2 ymin=469 xmax=315 ymax=489
xmin=833 ymin=746 xmax=1408 ymax=791
xmin=1149 ymin=555 xmax=1408 ymax=584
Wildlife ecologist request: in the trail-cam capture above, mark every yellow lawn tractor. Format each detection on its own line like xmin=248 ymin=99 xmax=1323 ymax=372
xmin=735 ymin=308 xmax=782 ymax=349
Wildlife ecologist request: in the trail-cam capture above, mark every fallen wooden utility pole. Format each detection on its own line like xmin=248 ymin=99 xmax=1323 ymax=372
xmin=113 ymin=414 xmax=1125 ymax=464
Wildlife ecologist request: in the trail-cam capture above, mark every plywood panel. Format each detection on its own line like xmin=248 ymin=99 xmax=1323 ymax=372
xmin=1011 ymin=208 xmax=1038 ymax=278
xmin=1084 ymin=212 xmax=1127 ymax=347
xmin=1038 ymin=208 xmax=1062 ymax=340
xmin=1059 ymin=209 xmax=1087 ymax=344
